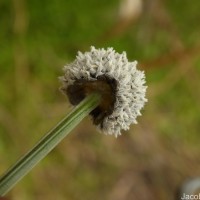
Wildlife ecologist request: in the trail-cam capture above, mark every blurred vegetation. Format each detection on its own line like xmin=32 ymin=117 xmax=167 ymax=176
xmin=0 ymin=0 xmax=200 ymax=199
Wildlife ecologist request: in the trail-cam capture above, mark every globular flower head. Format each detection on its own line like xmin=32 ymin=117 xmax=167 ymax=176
xmin=60 ymin=46 xmax=147 ymax=137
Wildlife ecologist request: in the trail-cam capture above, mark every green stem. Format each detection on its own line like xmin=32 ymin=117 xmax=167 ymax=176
xmin=0 ymin=93 xmax=101 ymax=196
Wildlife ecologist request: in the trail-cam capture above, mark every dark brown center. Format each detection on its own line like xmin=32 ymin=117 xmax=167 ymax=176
xmin=64 ymin=75 xmax=117 ymax=128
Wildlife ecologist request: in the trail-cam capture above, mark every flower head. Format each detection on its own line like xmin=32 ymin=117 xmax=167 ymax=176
xmin=60 ymin=46 xmax=147 ymax=137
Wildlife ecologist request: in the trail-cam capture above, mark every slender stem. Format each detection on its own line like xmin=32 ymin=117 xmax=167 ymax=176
xmin=0 ymin=93 xmax=101 ymax=196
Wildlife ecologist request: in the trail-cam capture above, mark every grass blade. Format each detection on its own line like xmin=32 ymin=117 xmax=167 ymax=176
xmin=0 ymin=93 xmax=101 ymax=196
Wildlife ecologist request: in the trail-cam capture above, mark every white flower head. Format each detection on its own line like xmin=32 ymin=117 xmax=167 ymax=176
xmin=60 ymin=46 xmax=147 ymax=137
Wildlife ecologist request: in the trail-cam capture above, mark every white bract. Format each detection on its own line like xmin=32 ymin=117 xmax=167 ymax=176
xmin=60 ymin=46 xmax=147 ymax=137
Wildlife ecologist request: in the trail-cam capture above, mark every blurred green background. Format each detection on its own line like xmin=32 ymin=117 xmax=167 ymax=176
xmin=0 ymin=0 xmax=200 ymax=199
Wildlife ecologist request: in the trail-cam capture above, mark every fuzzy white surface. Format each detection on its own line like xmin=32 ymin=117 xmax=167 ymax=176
xmin=61 ymin=46 xmax=147 ymax=137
